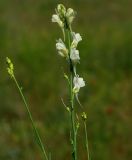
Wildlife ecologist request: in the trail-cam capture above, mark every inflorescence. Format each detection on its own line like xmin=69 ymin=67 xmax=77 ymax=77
xmin=52 ymin=4 xmax=85 ymax=95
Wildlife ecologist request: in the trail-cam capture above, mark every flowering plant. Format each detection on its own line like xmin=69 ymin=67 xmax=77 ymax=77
xmin=6 ymin=4 xmax=90 ymax=160
xmin=52 ymin=4 xmax=90 ymax=160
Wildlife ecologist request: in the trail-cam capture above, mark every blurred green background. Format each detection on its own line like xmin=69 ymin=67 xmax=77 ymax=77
xmin=0 ymin=0 xmax=132 ymax=159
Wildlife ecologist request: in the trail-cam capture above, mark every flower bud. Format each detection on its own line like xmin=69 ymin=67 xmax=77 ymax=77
xmin=66 ymin=8 xmax=76 ymax=24
xmin=81 ymin=112 xmax=87 ymax=121
xmin=57 ymin=4 xmax=66 ymax=19
xmin=76 ymin=122 xmax=80 ymax=129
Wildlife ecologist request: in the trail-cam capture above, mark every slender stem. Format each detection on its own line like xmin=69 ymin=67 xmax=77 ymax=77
xmin=84 ymin=121 xmax=90 ymax=160
xmin=70 ymin=73 xmax=77 ymax=160
xmin=67 ymin=29 xmax=77 ymax=160
xmin=13 ymin=76 xmax=48 ymax=160
xmin=62 ymin=28 xmax=65 ymax=42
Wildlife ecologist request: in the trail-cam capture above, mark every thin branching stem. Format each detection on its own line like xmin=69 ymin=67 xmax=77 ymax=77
xmin=13 ymin=75 xmax=49 ymax=160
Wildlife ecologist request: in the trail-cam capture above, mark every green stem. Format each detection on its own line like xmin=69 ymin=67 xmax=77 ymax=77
xmin=13 ymin=76 xmax=48 ymax=160
xmin=62 ymin=28 xmax=65 ymax=42
xmin=67 ymin=29 xmax=77 ymax=160
xmin=70 ymin=73 xmax=77 ymax=160
xmin=84 ymin=121 xmax=90 ymax=160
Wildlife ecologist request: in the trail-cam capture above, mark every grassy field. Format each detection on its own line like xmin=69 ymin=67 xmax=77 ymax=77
xmin=0 ymin=0 xmax=132 ymax=159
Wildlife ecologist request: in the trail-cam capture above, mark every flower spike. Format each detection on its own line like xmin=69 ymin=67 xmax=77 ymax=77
xmin=6 ymin=57 xmax=14 ymax=78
